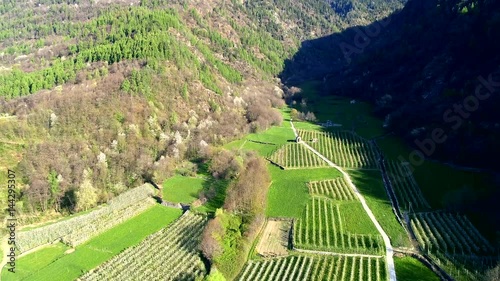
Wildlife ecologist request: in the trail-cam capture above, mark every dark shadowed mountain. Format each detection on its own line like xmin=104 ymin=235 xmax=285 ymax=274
xmin=282 ymin=0 xmax=500 ymax=171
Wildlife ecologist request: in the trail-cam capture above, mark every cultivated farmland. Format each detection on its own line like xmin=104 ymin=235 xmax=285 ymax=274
xmin=17 ymin=184 xmax=156 ymax=253
xmin=385 ymin=161 xmax=430 ymax=211
xmin=79 ymin=211 xmax=207 ymax=281
xmin=410 ymin=212 xmax=494 ymax=255
xmin=256 ymin=220 xmax=292 ymax=257
xmin=237 ymin=255 xmax=386 ymax=281
xmin=2 ymin=206 xmax=182 ymax=281
xmin=293 ymin=198 xmax=383 ymax=255
xmin=297 ymin=130 xmax=378 ymax=169
xmin=410 ymin=211 xmax=497 ymax=281
xmin=269 ymin=143 xmax=328 ymax=169
xmin=308 ymin=178 xmax=355 ymax=201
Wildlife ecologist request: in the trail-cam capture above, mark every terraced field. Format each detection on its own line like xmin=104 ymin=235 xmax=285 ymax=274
xmin=80 ymin=211 xmax=207 ymax=281
xmin=237 ymin=255 xmax=386 ymax=281
xmin=17 ymin=184 xmax=156 ymax=253
xmin=297 ymin=130 xmax=378 ymax=169
xmin=1 ymin=205 xmax=182 ymax=281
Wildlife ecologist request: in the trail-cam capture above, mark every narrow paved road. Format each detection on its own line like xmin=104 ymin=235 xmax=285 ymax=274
xmin=290 ymin=120 xmax=397 ymax=281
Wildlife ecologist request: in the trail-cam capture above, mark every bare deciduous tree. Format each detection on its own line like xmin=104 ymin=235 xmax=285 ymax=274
xmin=200 ymin=217 xmax=224 ymax=260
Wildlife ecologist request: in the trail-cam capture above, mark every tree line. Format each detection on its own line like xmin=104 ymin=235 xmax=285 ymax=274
xmin=200 ymin=152 xmax=271 ymax=280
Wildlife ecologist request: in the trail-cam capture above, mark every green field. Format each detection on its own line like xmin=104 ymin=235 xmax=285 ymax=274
xmin=3 ymin=243 xmax=70 ymax=280
xmin=308 ymin=178 xmax=356 ymax=201
xmin=298 ymin=129 xmax=378 ymax=169
xmin=348 ymin=170 xmax=411 ymax=248
xmin=341 ymin=203 xmax=380 ymax=235
xmin=269 ymin=143 xmax=329 ymax=169
xmin=245 ymin=125 xmax=295 ymax=145
xmin=225 ymin=125 xmax=294 ymax=156
xmin=162 ymin=175 xmax=206 ymax=204
xmin=266 ymin=166 xmax=341 ymax=218
xmin=225 ymin=139 xmax=279 ymax=156
xmin=291 ymin=120 xmax=324 ymax=131
xmin=293 ymin=81 xmax=385 ymax=139
xmin=294 ymin=198 xmax=383 ymax=254
xmin=2 ymin=205 xmax=182 ymax=281
xmin=395 ymin=256 xmax=440 ymax=281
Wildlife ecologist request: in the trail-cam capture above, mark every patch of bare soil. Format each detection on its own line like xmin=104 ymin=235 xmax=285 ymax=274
xmin=256 ymin=219 xmax=291 ymax=258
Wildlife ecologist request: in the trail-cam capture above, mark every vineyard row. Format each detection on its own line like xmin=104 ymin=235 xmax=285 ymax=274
xmin=80 ymin=211 xmax=207 ymax=281
xmin=17 ymin=184 xmax=156 ymax=253
xmin=237 ymin=254 xmax=385 ymax=281
xmin=298 ymin=130 xmax=378 ymax=169
xmin=294 ymin=198 xmax=383 ymax=255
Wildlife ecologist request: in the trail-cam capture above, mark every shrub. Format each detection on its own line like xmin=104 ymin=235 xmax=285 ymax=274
xmin=224 ymin=156 xmax=270 ymax=216
xmin=200 ymin=216 xmax=224 ymax=260
xmin=209 ymin=149 xmax=242 ymax=180
xmin=202 ymin=154 xmax=271 ymax=280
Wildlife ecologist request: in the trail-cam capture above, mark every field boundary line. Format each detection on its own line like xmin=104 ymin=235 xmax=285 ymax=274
xmin=239 ymin=139 xmax=247 ymax=150
xmin=294 ymin=248 xmax=383 ymax=258
xmin=246 ymin=139 xmax=277 ymax=145
xmin=249 ymin=217 xmax=270 ymax=260
xmin=290 ymin=120 xmax=397 ymax=281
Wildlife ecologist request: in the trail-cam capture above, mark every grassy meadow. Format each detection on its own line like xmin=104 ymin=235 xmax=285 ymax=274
xmin=395 ymin=256 xmax=440 ymax=281
xmin=162 ymin=175 xmax=206 ymax=204
xmin=2 ymin=205 xmax=181 ymax=281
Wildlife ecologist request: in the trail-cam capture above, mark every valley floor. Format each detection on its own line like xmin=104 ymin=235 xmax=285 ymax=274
xmin=289 ymin=120 xmax=396 ymax=281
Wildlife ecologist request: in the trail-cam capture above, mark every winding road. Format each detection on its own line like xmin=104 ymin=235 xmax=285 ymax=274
xmin=290 ymin=120 xmax=397 ymax=281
